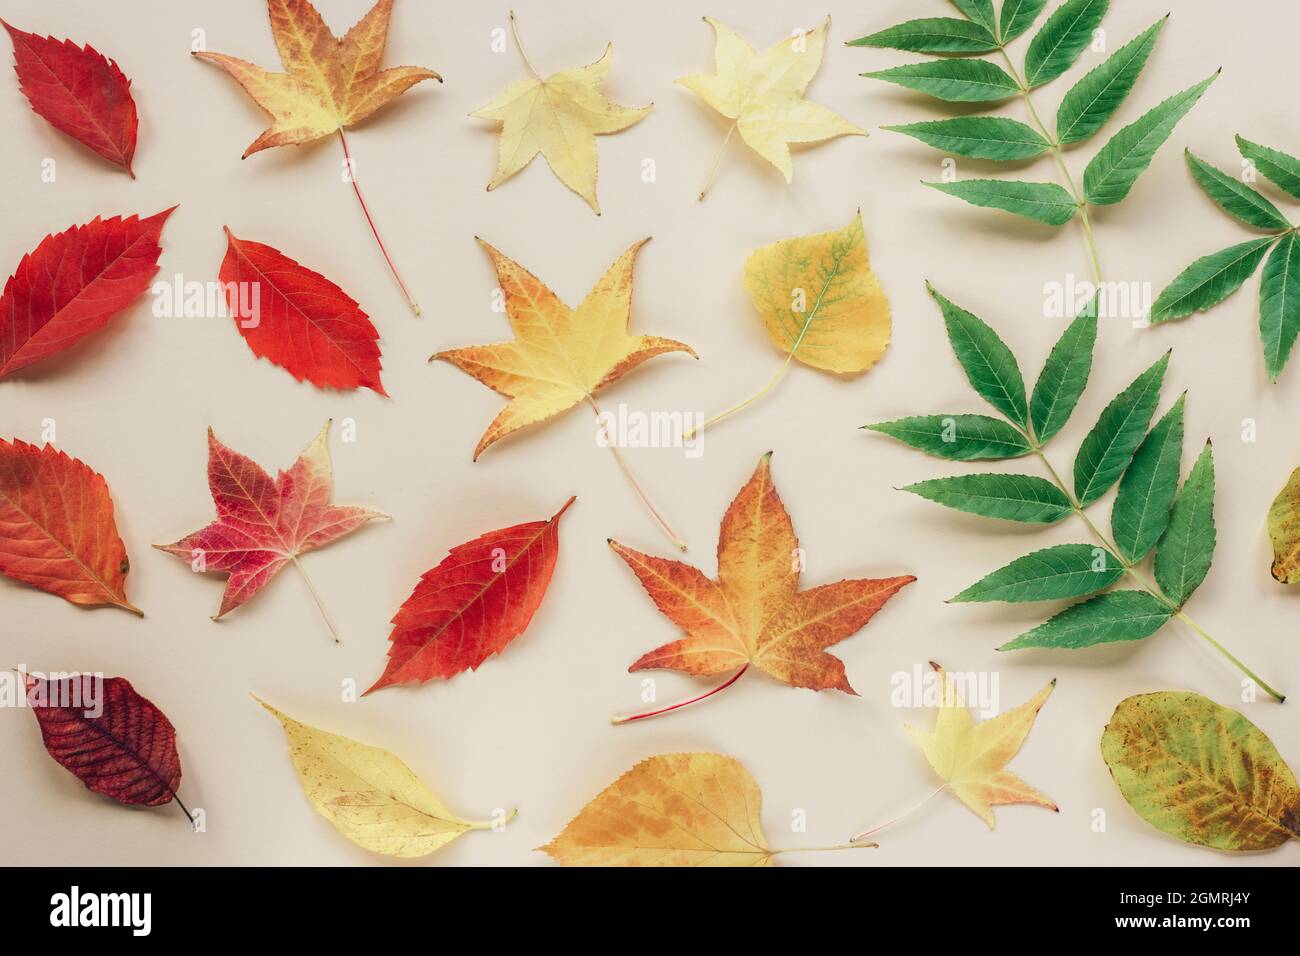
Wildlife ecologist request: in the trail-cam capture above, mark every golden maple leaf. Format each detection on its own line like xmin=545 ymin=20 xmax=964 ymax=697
xmin=433 ymin=238 xmax=695 ymax=460
xmin=680 ymin=16 xmax=865 ymax=196
xmin=473 ymin=12 xmax=650 ymax=214
xmin=194 ymin=0 xmax=440 ymax=157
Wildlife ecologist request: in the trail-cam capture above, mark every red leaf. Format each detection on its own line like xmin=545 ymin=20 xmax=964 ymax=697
xmin=0 ymin=438 xmax=139 ymax=613
xmin=219 ymin=228 xmax=386 ymax=395
xmin=366 ymin=496 xmax=576 ymax=693
xmin=25 ymin=673 xmax=186 ymax=813
xmin=2 ymin=20 xmax=138 ymax=175
xmin=0 ymin=207 xmax=175 ymax=379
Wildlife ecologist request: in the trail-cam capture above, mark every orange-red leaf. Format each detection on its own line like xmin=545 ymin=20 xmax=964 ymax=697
xmin=367 ymin=497 xmax=575 ymax=693
xmin=0 ymin=208 xmax=174 ymax=379
xmin=219 ymin=228 xmax=385 ymax=394
xmin=0 ymin=438 xmax=138 ymax=613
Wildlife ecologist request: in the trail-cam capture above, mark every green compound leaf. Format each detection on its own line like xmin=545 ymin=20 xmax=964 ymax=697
xmin=999 ymin=0 xmax=1049 ymax=45
xmin=1000 ymin=590 xmax=1172 ymax=650
xmin=1056 ymin=17 xmax=1166 ymax=146
xmin=1260 ymin=232 xmax=1300 ymax=382
xmin=925 ymin=179 xmax=1078 ymax=225
xmin=1024 ymin=0 xmax=1109 ymax=89
xmin=1111 ymin=394 xmax=1184 ymax=563
xmin=864 ymin=60 xmax=1019 ymax=102
xmin=1154 ymin=441 xmax=1215 ymax=607
xmin=1236 ymin=134 xmax=1300 ymax=201
xmin=1084 ymin=72 xmax=1218 ymax=206
xmin=902 ymin=473 xmax=1072 ymax=524
xmin=949 ymin=0 xmax=997 ymax=33
xmin=951 ymin=543 xmax=1122 ymax=603
xmin=1185 ymin=149 xmax=1291 ymax=231
xmin=1102 ymin=691 xmax=1300 ymax=851
xmin=1029 ymin=299 xmax=1098 ymax=444
xmin=1149 ymin=237 xmax=1277 ymax=324
xmin=1073 ymin=351 xmax=1169 ymax=507
xmin=865 ymin=415 xmax=1032 ymax=461
xmin=884 ymin=117 xmax=1050 ymax=161
xmin=928 ymin=285 xmax=1028 ymax=425
xmin=848 ymin=18 xmax=998 ymax=54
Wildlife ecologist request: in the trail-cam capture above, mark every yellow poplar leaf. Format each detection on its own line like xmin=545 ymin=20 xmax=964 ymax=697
xmin=473 ymin=22 xmax=650 ymax=215
xmin=194 ymin=0 xmax=440 ymax=157
xmin=256 ymin=697 xmax=512 ymax=858
xmin=434 ymin=238 xmax=695 ymax=460
xmin=679 ymin=16 xmax=865 ymax=189
xmin=905 ymin=663 xmax=1057 ymax=828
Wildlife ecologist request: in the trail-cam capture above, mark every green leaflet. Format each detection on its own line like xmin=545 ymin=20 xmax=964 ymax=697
xmin=1236 ymin=135 xmax=1300 ymax=201
xmin=951 ymin=543 xmax=1122 ymax=603
xmin=999 ymin=0 xmax=1048 ymax=44
xmin=1186 ymin=150 xmax=1291 ymax=231
xmin=1260 ymin=232 xmax=1300 ymax=381
xmin=1102 ymin=692 xmax=1300 ymax=852
xmin=1083 ymin=73 xmax=1219 ymax=206
xmin=949 ymin=0 xmax=996 ymax=33
xmin=928 ymin=285 xmax=1028 ymax=425
xmin=1023 ymin=0 xmax=1109 ymax=89
xmin=1029 ymin=300 xmax=1098 ymax=444
xmin=848 ymin=18 xmax=998 ymax=54
xmin=1149 ymin=237 xmax=1277 ymax=324
xmin=864 ymin=60 xmax=1020 ymax=103
xmin=1073 ymin=352 xmax=1169 ymax=507
xmin=1154 ymin=441 xmax=1215 ymax=607
xmin=902 ymin=474 xmax=1072 ymax=524
xmin=1055 ymin=17 xmax=1165 ymax=146
xmin=925 ymin=179 xmax=1077 ymax=226
xmin=1111 ymin=394 xmax=1185 ymax=563
xmin=884 ymin=117 xmax=1050 ymax=161
xmin=1000 ymin=590 xmax=1172 ymax=650
xmin=864 ymin=415 xmax=1031 ymax=461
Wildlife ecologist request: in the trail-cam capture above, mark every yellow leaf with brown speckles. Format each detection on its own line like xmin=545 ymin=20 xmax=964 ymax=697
xmin=1267 ymin=464 xmax=1300 ymax=583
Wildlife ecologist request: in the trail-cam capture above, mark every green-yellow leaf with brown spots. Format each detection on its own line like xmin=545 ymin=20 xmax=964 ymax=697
xmin=1267 ymin=464 xmax=1300 ymax=583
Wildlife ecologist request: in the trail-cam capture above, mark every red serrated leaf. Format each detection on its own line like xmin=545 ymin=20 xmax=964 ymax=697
xmin=366 ymin=497 xmax=575 ymax=693
xmin=25 ymin=673 xmax=187 ymax=815
xmin=0 ymin=207 xmax=175 ymax=379
xmin=2 ymin=20 xmax=138 ymax=175
xmin=219 ymin=228 xmax=386 ymax=395
xmin=0 ymin=438 xmax=139 ymax=613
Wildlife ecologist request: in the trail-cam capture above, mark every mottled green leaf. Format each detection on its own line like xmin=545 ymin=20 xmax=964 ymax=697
xmin=1154 ymin=441 xmax=1215 ymax=607
xmin=952 ymin=543 xmax=1122 ymax=602
xmin=928 ymin=285 xmax=1028 ymax=425
xmin=865 ymin=414 xmax=1032 ymax=460
xmin=925 ymin=179 xmax=1078 ymax=225
xmin=848 ymin=18 xmax=997 ymax=54
xmin=1000 ymin=590 xmax=1172 ymax=649
xmin=1084 ymin=73 xmax=1218 ymax=206
xmin=1056 ymin=17 xmax=1165 ymax=145
xmin=1073 ymin=352 xmax=1169 ymax=506
xmin=949 ymin=0 xmax=996 ymax=33
xmin=1268 ymin=463 xmax=1300 ymax=583
xmin=1186 ymin=149 xmax=1291 ymax=231
xmin=1102 ymin=692 xmax=1300 ymax=851
xmin=1236 ymin=135 xmax=1300 ymax=201
xmin=1024 ymin=0 xmax=1109 ymax=89
xmin=1260 ymin=232 xmax=1300 ymax=381
xmin=884 ymin=117 xmax=1050 ymax=161
xmin=999 ymin=0 xmax=1049 ymax=44
xmin=1149 ymin=237 xmax=1276 ymax=324
xmin=864 ymin=60 xmax=1019 ymax=102
xmin=1111 ymin=394 xmax=1184 ymax=562
xmin=902 ymin=474 xmax=1072 ymax=524
xmin=1029 ymin=299 xmax=1098 ymax=444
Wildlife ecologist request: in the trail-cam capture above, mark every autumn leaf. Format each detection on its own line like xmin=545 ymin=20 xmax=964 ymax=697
xmin=25 ymin=673 xmax=191 ymax=820
xmin=0 ymin=439 xmax=139 ymax=614
xmin=1266 ymin=463 xmax=1300 ymax=583
xmin=434 ymin=237 xmax=694 ymax=550
xmin=680 ymin=17 xmax=865 ymax=199
xmin=473 ymin=12 xmax=650 ymax=214
xmin=219 ymin=228 xmax=386 ymax=395
xmin=0 ymin=208 xmax=174 ymax=379
xmin=540 ymin=752 xmax=872 ymax=866
xmin=610 ymin=453 xmax=913 ymax=721
xmin=155 ymin=422 xmax=385 ymax=641
xmin=366 ymin=497 xmax=575 ymax=693
xmin=1102 ymin=691 xmax=1299 ymax=851
xmin=2 ymin=20 xmax=138 ymax=175
xmin=256 ymin=697 xmax=513 ymax=858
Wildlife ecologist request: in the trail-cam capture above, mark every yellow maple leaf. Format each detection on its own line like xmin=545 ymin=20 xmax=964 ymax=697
xmin=473 ymin=12 xmax=650 ymax=214
xmin=194 ymin=0 xmax=440 ymax=157
xmin=256 ymin=697 xmax=513 ymax=858
xmin=680 ymin=16 xmax=865 ymax=198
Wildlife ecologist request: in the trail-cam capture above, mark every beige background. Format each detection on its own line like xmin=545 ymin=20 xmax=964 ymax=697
xmin=2 ymin=0 xmax=1297 ymax=866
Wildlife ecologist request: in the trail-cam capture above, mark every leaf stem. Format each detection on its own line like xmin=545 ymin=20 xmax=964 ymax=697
xmin=611 ymin=664 xmax=747 ymax=724
xmin=698 ymin=122 xmax=737 ymax=201
xmin=850 ymin=785 xmax=946 ymax=843
xmin=769 ymin=841 xmax=878 ymax=856
xmin=291 ymin=556 xmax=342 ymax=645
xmin=465 ymin=807 xmax=518 ymax=831
xmin=508 ymin=10 xmax=542 ymax=81
xmin=588 ymin=397 xmax=688 ymax=553
xmin=337 ymin=129 xmax=421 ymax=317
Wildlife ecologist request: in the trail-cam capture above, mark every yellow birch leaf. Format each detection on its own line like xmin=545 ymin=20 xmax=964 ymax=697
xmin=256 ymin=697 xmax=512 ymax=858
